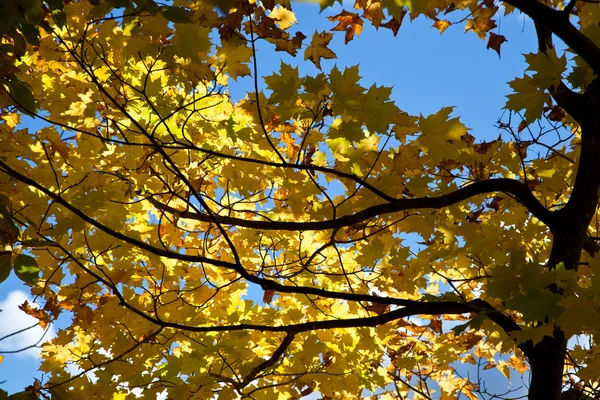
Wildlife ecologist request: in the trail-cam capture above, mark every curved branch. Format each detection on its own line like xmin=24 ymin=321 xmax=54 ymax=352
xmin=116 ymin=296 xmax=519 ymax=336
xmin=503 ymin=0 xmax=600 ymax=73
xmin=51 ymin=236 xmax=519 ymax=339
xmin=0 ymin=156 xmax=558 ymax=325
xmin=147 ymin=178 xmax=557 ymax=231
xmin=0 ymin=163 xmax=540 ymax=319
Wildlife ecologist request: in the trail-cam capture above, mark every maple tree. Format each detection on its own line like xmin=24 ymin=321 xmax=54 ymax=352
xmin=1 ymin=0 xmax=600 ymax=398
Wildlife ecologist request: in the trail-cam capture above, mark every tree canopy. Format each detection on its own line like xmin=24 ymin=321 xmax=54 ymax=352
xmin=0 ymin=0 xmax=599 ymax=398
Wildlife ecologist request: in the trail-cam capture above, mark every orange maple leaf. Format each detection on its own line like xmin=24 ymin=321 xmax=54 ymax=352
xmin=19 ymin=300 xmax=52 ymax=329
xmin=328 ymin=10 xmax=364 ymax=44
xmin=433 ymin=19 xmax=451 ymax=33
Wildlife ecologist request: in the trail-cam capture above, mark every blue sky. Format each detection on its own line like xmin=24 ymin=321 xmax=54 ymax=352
xmin=0 ymin=1 xmax=543 ymax=396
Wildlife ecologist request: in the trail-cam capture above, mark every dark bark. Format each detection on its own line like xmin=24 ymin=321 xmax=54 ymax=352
xmin=524 ymin=80 xmax=600 ymax=400
xmin=508 ymin=0 xmax=600 ymax=396
xmin=527 ymin=329 xmax=568 ymax=400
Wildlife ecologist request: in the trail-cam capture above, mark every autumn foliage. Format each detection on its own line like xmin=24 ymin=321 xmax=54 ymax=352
xmin=0 ymin=0 xmax=600 ymax=399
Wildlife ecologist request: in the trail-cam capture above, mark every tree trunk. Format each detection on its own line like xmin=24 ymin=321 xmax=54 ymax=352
xmin=526 ymin=81 xmax=600 ymax=399
xmin=527 ymin=329 xmax=567 ymax=400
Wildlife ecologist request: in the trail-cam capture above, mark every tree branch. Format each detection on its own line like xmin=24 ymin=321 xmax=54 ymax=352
xmin=236 ymin=332 xmax=296 ymax=390
xmin=532 ymin=20 xmax=587 ymax=122
xmin=0 ymin=159 xmax=234 ymax=268
xmin=504 ymin=0 xmax=600 ymax=73
xmin=146 ymin=178 xmax=557 ymax=231
xmin=53 ymin=237 xmax=519 ymax=339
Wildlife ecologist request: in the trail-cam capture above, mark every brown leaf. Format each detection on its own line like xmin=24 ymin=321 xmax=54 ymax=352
xmin=466 ymin=207 xmax=483 ymax=223
xmin=517 ymin=120 xmax=528 ymax=133
xmin=19 ymin=300 xmax=51 ymax=329
xmin=328 ymin=10 xmax=364 ymax=44
xmin=487 ymin=32 xmax=507 ymax=58
xmin=43 ymin=296 xmax=62 ymax=319
xmin=75 ymin=305 xmax=95 ymax=328
xmin=483 ymin=361 xmax=497 ymax=370
xmin=380 ymin=15 xmax=405 ymax=36
xmin=473 ymin=135 xmax=501 ymax=154
xmin=261 ymin=0 xmax=275 ymax=10
xmin=488 ymin=196 xmax=503 ymax=211
xmin=263 ymin=289 xmax=275 ymax=304
xmin=138 ymin=330 xmax=158 ymax=343
xmin=546 ymin=105 xmax=566 ymax=122
xmin=429 ymin=318 xmax=443 ymax=334
xmin=527 ymin=178 xmax=542 ymax=191
xmin=366 ymin=302 xmax=389 ymax=316
xmin=463 ymin=332 xmax=483 ymax=349
xmin=272 ymin=31 xmax=307 ymax=56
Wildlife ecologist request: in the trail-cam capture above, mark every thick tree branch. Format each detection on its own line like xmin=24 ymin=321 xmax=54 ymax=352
xmin=147 ymin=178 xmax=557 ymax=231
xmin=0 ymin=160 xmax=560 ymax=311
xmin=0 ymin=160 xmax=539 ymax=325
xmin=504 ymin=0 xmax=600 ymax=73
xmin=533 ymin=20 xmax=587 ymax=122
xmin=54 ymin=240 xmax=520 ymax=349
xmin=107 ymin=291 xmax=519 ymax=336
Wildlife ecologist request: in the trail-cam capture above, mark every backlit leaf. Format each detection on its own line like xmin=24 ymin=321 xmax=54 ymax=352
xmin=304 ymin=31 xmax=337 ymax=69
xmin=13 ymin=254 xmax=39 ymax=286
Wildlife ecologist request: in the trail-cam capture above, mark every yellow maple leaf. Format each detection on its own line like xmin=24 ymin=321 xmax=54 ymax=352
xmin=304 ymin=31 xmax=337 ymax=69
xmin=269 ymin=5 xmax=296 ymax=29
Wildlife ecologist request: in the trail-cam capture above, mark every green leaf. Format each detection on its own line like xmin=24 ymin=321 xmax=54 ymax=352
xmin=160 ymin=6 xmax=192 ymax=23
xmin=4 ymin=80 xmax=37 ymax=116
xmin=451 ymin=321 xmax=469 ymax=335
xmin=416 ymin=107 xmax=469 ymax=162
xmin=45 ymin=0 xmax=64 ymax=11
xmin=264 ymin=62 xmax=301 ymax=105
xmin=13 ymin=33 xmax=27 ymax=57
xmin=20 ymin=239 xmax=56 ymax=248
xmin=89 ymin=3 xmax=114 ymax=20
xmin=23 ymin=0 xmax=44 ymax=25
xmin=553 ymin=262 xmax=578 ymax=290
xmin=320 ymin=0 xmax=339 ymax=11
xmin=0 ymin=253 xmax=11 ymax=285
xmin=505 ymin=76 xmax=548 ymax=123
xmin=13 ymin=254 xmax=39 ymax=286
xmin=107 ymin=0 xmax=132 ymax=6
xmin=524 ymin=48 xmax=567 ymax=88
xmin=451 ymin=312 xmax=487 ymax=335
xmin=51 ymin=9 xmax=67 ymax=28
xmin=18 ymin=23 xmax=40 ymax=46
